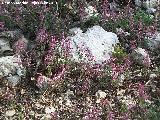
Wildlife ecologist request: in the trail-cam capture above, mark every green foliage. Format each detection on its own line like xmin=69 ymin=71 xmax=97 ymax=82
xmin=117 ymin=19 xmax=129 ymax=29
xmin=112 ymin=44 xmax=127 ymax=64
xmin=0 ymin=15 xmax=16 ymax=29
xmin=134 ymin=9 xmax=153 ymax=26
xmin=17 ymin=104 xmax=24 ymax=120
xmin=104 ymin=20 xmax=118 ymax=32
xmin=81 ymin=15 xmax=100 ymax=31
xmin=44 ymin=12 xmax=53 ymax=31
xmin=146 ymin=104 xmax=160 ymax=120
xmin=104 ymin=18 xmax=129 ymax=32
xmin=120 ymin=103 xmax=128 ymax=113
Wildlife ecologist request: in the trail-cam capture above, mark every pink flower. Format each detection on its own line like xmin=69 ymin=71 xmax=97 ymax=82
xmin=100 ymin=98 xmax=109 ymax=107
xmin=142 ymin=53 xmax=151 ymax=67
xmin=108 ymin=111 xmax=114 ymax=120
xmin=102 ymin=0 xmax=111 ymax=20
xmin=61 ymin=33 xmax=72 ymax=57
xmin=78 ymin=2 xmax=86 ymax=20
xmin=0 ymin=22 xmax=4 ymax=30
xmin=122 ymin=112 xmax=130 ymax=120
xmin=50 ymin=36 xmax=57 ymax=49
xmin=112 ymin=71 xmax=119 ymax=80
xmin=124 ymin=57 xmax=131 ymax=68
xmin=44 ymin=52 xmax=54 ymax=65
xmin=77 ymin=43 xmax=95 ymax=62
xmin=50 ymin=112 xmax=58 ymax=120
xmin=129 ymin=16 xmax=135 ymax=32
xmin=130 ymin=40 xmax=137 ymax=49
xmin=138 ymin=83 xmax=148 ymax=100
xmin=36 ymin=74 xmax=47 ymax=87
xmin=84 ymin=106 xmax=100 ymax=120
xmin=36 ymin=28 xmax=48 ymax=43
xmin=51 ymin=65 xmax=66 ymax=81
xmin=81 ymin=80 xmax=90 ymax=92
xmin=13 ymin=37 xmax=27 ymax=53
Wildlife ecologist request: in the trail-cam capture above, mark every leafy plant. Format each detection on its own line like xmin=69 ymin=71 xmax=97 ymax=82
xmin=134 ymin=9 xmax=153 ymax=25
xmin=112 ymin=44 xmax=127 ymax=64
xmin=0 ymin=15 xmax=16 ymax=29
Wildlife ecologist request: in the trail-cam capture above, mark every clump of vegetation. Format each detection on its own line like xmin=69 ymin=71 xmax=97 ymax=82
xmin=0 ymin=0 xmax=159 ymax=119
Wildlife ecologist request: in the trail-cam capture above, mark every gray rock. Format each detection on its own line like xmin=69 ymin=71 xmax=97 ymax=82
xmin=7 ymin=75 xmax=21 ymax=87
xmin=0 ymin=30 xmax=22 ymax=42
xmin=135 ymin=0 xmax=158 ymax=9
xmin=0 ymin=37 xmax=13 ymax=56
xmin=131 ymin=48 xmax=151 ymax=66
xmin=0 ymin=55 xmax=24 ymax=78
xmin=148 ymin=32 xmax=160 ymax=51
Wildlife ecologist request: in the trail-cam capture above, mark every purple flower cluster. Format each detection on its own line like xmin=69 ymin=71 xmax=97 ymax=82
xmin=138 ymin=83 xmax=148 ymax=100
xmin=102 ymin=0 xmax=111 ymax=20
xmin=44 ymin=51 xmax=54 ymax=65
xmin=49 ymin=36 xmax=57 ymax=50
xmin=61 ymin=33 xmax=72 ymax=58
xmin=13 ymin=37 xmax=27 ymax=53
xmin=143 ymin=52 xmax=151 ymax=67
xmin=0 ymin=22 xmax=4 ymax=31
xmin=36 ymin=74 xmax=47 ymax=87
xmin=77 ymin=43 xmax=95 ymax=62
xmin=109 ymin=57 xmax=131 ymax=80
xmin=84 ymin=106 xmax=101 ymax=120
xmin=36 ymin=28 xmax=48 ymax=43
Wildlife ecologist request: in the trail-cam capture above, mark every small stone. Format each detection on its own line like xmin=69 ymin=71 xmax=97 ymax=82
xmin=118 ymin=74 xmax=125 ymax=82
xmin=148 ymin=32 xmax=160 ymax=50
xmin=5 ymin=109 xmax=15 ymax=117
xmin=96 ymin=90 xmax=107 ymax=99
xmin=96 ymin=99 xmax=101 ymax=104
xmin=56 ymin=97 xmax=63 ymax=105
xmin=65 ymin=89 xmax=74 ymax=98
xmin=65 ymin=99 xmax=72 ymax=107
xmin=95 ymin=90 xmax=107 ymax=103
xmin=150 ymin=73 xmax=157 ymax=79
xmin=42 ymin=114 xmax=52 ymax=119
xmin=45 ymin=106 xmax=55 ymax=114
xmin=28 ymin=111 xmax=35 ymax=116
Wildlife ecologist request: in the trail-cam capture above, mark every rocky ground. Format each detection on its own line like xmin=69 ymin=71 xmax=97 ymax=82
xmin=0 ymin=0 xmax=160 ymax=120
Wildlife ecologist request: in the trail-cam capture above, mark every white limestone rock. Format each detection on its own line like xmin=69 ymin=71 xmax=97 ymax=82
xmin=0 ymin=30 xmax=22 ymax=41
xmin=69 ymin=25 xmax=119 ymax=64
